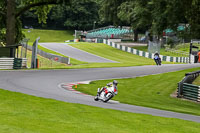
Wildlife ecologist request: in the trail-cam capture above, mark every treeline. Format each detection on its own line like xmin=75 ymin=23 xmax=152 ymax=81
xmin=21 ymin=0 xmax=200 ymax=40
xmin=0 ymin=0 xmax=199 ymax=51
xmin=21 ymin=0 xmax=101 ymax=30
xmin=99 ymin=0 xmax=200 ymax=40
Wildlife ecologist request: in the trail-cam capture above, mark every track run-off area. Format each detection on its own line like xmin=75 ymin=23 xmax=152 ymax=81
xmin=1 ymin=64 xmax=200 ymax=123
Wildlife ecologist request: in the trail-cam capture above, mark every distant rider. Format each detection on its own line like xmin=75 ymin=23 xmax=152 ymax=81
xmin=154 ymin=51 xmax=161 ymax=65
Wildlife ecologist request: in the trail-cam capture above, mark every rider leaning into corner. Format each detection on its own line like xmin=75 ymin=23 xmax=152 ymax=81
xmin=98 ymin=80 xmax=118 ymax=95
xmin=94 ymin=80 xmax=118 ymax=102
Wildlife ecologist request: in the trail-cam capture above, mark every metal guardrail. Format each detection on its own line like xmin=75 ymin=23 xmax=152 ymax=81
xmin=0 ymin=58 xmax=27 ymax=69
xmin=0 ymin=58 xmax=14 ymax=69
xmin=27 ymin=45 xmax=70 ymax=65
xmin=177 ymin=71 xmax=200 ymax=102
xmin=182 ymin=83 xmax=200 ymax=102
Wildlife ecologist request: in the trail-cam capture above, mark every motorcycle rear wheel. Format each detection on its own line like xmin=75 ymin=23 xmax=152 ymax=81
xmin=103 ymin=92 xmax=113 ymax=102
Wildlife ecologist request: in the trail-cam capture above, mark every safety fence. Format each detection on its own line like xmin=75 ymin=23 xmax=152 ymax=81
xmin=165 ymin=48 xmax=189 ymax=57
xmin=27 ymin=45 xmax=70 ymax=65
xmin=177 ymin=71 xmax=200 ymax=102
xmin=182 ymin=83 xmax=200 ymax=102
xmin=0 ymin=58 xmax=27 ymax=69
xmin=103 ymin=39 xmax=189 ymax=63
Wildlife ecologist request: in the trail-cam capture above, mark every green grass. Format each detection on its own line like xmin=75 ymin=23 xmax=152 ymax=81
xmin=192 ymin=76 xmax=200 ymax=86
xmin=0 ymin=89 xmax=200 ymax=133
xmin=132 ymin=46 xmax=188 ymax=57
xmin=75 ymin=67 xmax=200 ymax=116
xmin=132 ymin=43 xmax=200 ymax=57
xmin=23 ymin=29 xmax=74 ymax=43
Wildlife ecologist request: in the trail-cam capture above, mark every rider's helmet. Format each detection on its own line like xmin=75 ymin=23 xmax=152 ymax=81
xmin=113 ymin=80 xmax=118 ymax=86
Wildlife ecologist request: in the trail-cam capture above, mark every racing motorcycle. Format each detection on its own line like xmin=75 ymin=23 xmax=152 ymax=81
xmin=94 ymin=85 xmax=117 ymax=102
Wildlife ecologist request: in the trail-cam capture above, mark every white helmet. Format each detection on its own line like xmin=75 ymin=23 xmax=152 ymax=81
xmin=113 ymin=80 xmax=118 ymax=86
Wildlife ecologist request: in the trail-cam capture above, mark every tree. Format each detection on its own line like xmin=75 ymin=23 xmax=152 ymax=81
xmin=100 ymin=0 xmax=200 ymax=42
xmin=117 ymin=0 xmax=152 ymax=41
xmin=0 ymin=0 xmax=71 ymax=57
xmin=99 ymin=0 xmax=125 ymax=26
xmin=50 ymin=0 xmax=99 ymax=30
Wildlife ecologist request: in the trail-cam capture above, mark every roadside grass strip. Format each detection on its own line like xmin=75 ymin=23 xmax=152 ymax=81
xmin=74 ymin=67 xmax=200 ymax=116
xmin=0 ymin=89 xmax=200 ymax=133
xmin=192 ymin=76 xmax=200 ymax=86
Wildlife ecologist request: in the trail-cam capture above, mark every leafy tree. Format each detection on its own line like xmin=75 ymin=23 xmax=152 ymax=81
xmin=99 ymin=0 xmax=125 ymax=26
xmin=0 ymin=0 xmax=71 ymax=57
xmin=117 ymin=0 xmax=152 ymax=41
xmin=49 ymin=0 xmax=99 ymax=30
xmin=100 ymin=0 xmax=200 ymax=41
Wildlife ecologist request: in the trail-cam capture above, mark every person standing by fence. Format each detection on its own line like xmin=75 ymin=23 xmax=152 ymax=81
xmin=197 ymin=50 xmax=200 ymax=63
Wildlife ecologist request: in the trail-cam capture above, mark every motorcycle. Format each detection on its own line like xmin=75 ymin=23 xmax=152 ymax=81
xmin=94 ymin=85 xmax=117 ymax=102
xmin=154 ymin=57 xmax=161 ymax=65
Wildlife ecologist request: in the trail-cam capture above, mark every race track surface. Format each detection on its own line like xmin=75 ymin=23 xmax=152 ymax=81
xmin=39 ymin=43 xmax=117 ymax=63
xmin=1 ymin=64 xmax=200 ymax=122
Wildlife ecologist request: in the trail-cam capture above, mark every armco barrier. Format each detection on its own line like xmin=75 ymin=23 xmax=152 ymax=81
xmin=103 ymin=39 xmax=189 ymax=63
xmin=0 ymin=58 xmax=27 ymax=69
xmin=177 ymin=71 xmax=200 ymax=102
xmin=0 ymin=58 xmax=14 ymax=69
xmin=27 ymin=45 xmax=70 ymax=65
xmin=182 ymin=83 xmax=200 ymax=102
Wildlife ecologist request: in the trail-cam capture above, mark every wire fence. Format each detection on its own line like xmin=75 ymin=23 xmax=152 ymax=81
xmin=27 ymin=45 xmax=70 ymax=64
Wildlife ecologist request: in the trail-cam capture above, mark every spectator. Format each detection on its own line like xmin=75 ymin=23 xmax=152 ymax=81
xmin=197 ymin=50 xmax=200 ymax=63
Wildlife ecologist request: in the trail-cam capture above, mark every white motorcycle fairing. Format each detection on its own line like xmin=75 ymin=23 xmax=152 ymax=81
xmin=94 ymin=86 xmax=116 ymax=102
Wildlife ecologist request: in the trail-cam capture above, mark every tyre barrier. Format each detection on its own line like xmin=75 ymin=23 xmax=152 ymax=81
xmin=177 ymin=71 xmax=200 ymax=102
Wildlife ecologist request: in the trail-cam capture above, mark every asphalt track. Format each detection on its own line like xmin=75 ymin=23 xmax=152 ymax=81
xmin=39 ymin=43 xmax=117 ymax=63
xmin=1 ymin=64 xmax=200 ymax=123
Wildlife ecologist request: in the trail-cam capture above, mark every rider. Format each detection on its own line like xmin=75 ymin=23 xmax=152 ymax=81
xmin=154 ymin=51 xmax=161 ymax=65
xmin=98 ymin=80 xmax=118 ymax=95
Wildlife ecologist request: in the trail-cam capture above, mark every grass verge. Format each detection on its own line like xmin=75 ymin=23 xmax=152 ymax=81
xmin=74 ymin=67 xmax=200 ymax=116
xmin=132 ymin=46 xmax=187 ymax=57
xmin=0 ymin=88 xmax=200 ymax=133
xmin=192 ymin=76 xmax=200 ymax=85
xmin=23 ymin=29 xmax=74 ymax=43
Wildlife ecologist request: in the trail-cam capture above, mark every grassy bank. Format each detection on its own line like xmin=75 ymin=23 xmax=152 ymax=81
xmin=0 ymin=89 xmax=200 ymax=133
xmin=74 ymin=67 xmax=200 ymax=116
xmin=23 ymin=29 xmax=74 ymax=43
xmin=132 ymin=46 xmax=188 ymax=57
xmin=192 ymin=76 xmax=200 ymax=85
